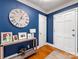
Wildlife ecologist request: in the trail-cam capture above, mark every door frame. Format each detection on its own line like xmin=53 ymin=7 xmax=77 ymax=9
xmin=38 ymin=14 xmax=47 ymax=48
xmin=53 ymin=8 xmax=78 ymax=55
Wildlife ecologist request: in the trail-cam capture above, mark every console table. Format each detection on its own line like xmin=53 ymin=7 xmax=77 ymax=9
xmin=0 ymin=38 xmax=37 ymax=59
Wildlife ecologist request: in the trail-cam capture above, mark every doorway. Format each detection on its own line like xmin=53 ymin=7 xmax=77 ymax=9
xmin=53 ymin=8 xmax=78 ymax=55
xmin=39 ymin=14 xmax=47 ymax=48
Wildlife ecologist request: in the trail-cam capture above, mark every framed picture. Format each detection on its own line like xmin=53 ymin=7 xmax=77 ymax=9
xmin=13 ymin=35 xmax=18 ymax=42
xmin=28 ymin=33 xmax=32 ymax=39
xmin=1 ymin=32 xmax=12 ymax=44
xmin=18 ymin=32 xmax=27 ymax=40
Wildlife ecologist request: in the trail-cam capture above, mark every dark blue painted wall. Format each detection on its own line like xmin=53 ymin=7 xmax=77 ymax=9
xmin=47 ymin=3 xmax=78 ymax=44
xmin=0 ymin=0 xmax=46 ymax=57
xmin=47 ymin=14 xmax=53 ymax=43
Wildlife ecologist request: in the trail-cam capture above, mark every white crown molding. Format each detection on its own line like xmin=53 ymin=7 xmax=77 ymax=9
xmin=17 ymin=0 xmax=77 ymax=14
xmin=17 ymin=0 xmax=47 ymax=14
xmin=47 ymin=0 xmax=78 ymax=14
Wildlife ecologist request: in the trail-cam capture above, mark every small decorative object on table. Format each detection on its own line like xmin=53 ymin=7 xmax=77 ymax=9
xmin=18 ymin=32 xmax=27 ymax=40
xmin=19 ymin=48 xmax=27 ymax=55
xmin=1 ymin=32 xmax=12 ymax=45
xmin=27 ymin=33 xmax=32 ymax=39
xmin=12 ymin=35 xmax=18 ymax=42
xmin=29 ymin=29 xmax=36 ymax=38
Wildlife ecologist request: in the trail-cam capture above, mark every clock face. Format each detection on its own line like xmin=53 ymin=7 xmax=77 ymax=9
xmin=9 ymin=9 xmax=29 ymax=28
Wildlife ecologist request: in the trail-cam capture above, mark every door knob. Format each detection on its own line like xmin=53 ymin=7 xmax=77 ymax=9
xmin=72 ymin=34 xmax=75 ymax=37
xmin=72 ymin=29 xmax=75 ymax=31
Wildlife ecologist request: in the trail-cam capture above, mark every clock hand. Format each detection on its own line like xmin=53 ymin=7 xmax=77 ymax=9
xmin=18 ymin=16 xmax=22 ymax=22
xmin=18 ymin=14 xmax=24 ymax=22
xmin=15 ymin=17 xmax=21 ymax=25
xmin=16 ymin=14 xmax=24 ymax=25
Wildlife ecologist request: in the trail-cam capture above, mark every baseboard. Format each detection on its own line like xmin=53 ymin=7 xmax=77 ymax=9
xmin=45 ymin=43 xmax=54 ymax=47
xmin=46 ymin=43 xmax=78 ymax=56
xmin=37 ymin=43 xmax=48 ymax=49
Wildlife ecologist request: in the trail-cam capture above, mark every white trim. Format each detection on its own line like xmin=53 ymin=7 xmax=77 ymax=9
xmin=17 ymin=0 xmax=77 ymax=14
xmin=37 ymin=43 xmax=47 ymax=49
xmin=47 ymin=1 xmax=77 ymax=14
xmin=17 ymin=0 xmax=47 ymax=14
xmin=53 ymin=7 xmax=77 ymax=16
xmin=46 ymin=43 xmax=55 ymax=47
xmin=37 ymin=43 xmax=54 ymax=49
xmin=46 ymin=43 xmax=78 ymax=56
xmin=38 ymin=14 xmax=47 ymax=49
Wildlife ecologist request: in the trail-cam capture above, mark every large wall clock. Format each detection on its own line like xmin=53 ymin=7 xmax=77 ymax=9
xmin=9 ymin=9 xmax=30 ymax=28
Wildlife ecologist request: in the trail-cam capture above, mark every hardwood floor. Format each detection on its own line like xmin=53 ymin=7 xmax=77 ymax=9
xmin=26 ymin=45 xmax=78 ymax=59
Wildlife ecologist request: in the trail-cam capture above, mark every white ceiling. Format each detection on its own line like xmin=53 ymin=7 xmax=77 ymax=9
xmin=17 ymin=0 xmax=77 ymax=14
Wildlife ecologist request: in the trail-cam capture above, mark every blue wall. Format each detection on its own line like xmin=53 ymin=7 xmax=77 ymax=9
xmin=0 ymin=0 xmax=46 ymax=57
xmin=47 ymin=3 xmax=78 ymax=44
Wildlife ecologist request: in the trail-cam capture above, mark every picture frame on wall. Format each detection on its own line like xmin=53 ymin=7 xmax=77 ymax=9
xmin=18 ymin=32 xmax=27 ymax=40
xmin=1 ymin=32 xmax=12 ymax=45
xmin=12 ymin=35 xmax=18 ymax=42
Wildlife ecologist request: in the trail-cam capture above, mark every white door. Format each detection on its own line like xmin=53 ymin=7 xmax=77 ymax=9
xmin=39 ymin=14 xmax=47 ymax=48
xmin=53 ymin=8 xmax=78 ymax=55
